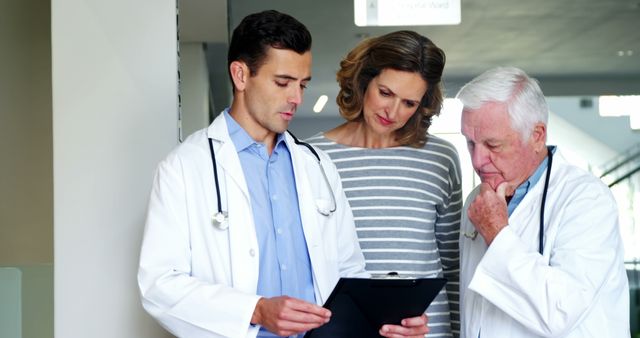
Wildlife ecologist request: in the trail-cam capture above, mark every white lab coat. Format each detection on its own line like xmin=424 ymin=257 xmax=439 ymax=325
xmin=460 ymin=149 xmax=630 ymax=338
xmin=138 ymin=113 xmax=368 ymax=338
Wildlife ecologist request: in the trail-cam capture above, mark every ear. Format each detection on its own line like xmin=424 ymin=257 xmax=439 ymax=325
xmin=530 ymin=122 xmax=547 ymax=152
xmin=229 ymin=61 xmax=249 ymax=91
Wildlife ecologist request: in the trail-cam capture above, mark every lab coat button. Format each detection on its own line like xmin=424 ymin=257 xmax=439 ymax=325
xmin=249 ymin=249 xmax=256 ymax=257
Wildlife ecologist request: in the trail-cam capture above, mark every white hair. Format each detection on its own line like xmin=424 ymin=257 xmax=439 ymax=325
xmin=455 ymin=66 xmax=549 ymax=141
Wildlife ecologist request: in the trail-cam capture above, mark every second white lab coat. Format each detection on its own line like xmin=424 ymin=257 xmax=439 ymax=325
xmin=460 ymin=149 xmax=630 ymax=338
xmin=138 ymin=113 xmax=368 ymax=338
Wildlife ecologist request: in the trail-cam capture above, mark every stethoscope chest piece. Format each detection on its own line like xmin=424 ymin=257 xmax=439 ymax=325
xmin=212 ymin=211 xmax=229 ymax=230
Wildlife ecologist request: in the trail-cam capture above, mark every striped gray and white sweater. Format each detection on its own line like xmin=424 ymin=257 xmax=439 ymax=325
xmin=307 ymin=133 xmax=462 ymax=337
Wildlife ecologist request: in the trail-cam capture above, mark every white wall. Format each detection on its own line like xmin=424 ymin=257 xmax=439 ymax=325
xmin=546 ymin=104 xmax=617 ymax=171
xmin=180 ymin=43 xmax=210 ymax=139
xmin=52 ymin=0 xmax=178 ymax=337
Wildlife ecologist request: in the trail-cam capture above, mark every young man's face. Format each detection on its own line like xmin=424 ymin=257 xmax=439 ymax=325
xmin=236 ymin=47 xmax=312 ymax=141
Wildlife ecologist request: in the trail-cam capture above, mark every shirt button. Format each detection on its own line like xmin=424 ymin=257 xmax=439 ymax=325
xmin=276 ymin=228 xmax=283 ymax=235
xmin=271 ymin=194 xmax=278 ymax=201
xmin=249 ymin=249 xmax=256 ymax=257
xmin=281 ymin=264 xmax=287 ymax=271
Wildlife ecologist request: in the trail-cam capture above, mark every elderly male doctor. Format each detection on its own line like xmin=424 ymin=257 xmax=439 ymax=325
xmin=137 ymin=10 xmax=428 ymax=338
xmin=456 ymin=67 xmax=629 ymax=338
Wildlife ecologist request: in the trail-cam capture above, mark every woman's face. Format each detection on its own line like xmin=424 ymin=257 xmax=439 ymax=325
xmin=361 ymin=68 xmax=428 ymax=139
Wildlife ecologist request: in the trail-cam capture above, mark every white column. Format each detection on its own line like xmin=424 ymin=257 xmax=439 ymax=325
xmin=52 ymin=1 xmax=178 ymax=336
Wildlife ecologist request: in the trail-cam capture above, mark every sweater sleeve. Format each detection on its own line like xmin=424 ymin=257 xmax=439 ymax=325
xmin=434 ymin=145 xmax=462 ymax=337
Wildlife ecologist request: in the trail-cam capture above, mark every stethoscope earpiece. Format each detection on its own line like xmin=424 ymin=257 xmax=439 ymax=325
xmin=463 ymin=230 xmax=478 ymax=240
xmin=317 ymin=208 xmax=331 ymax=217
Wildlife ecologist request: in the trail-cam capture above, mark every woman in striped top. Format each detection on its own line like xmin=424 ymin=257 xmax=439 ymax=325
xmin=307 ymin=31 xmax=462 ymax=337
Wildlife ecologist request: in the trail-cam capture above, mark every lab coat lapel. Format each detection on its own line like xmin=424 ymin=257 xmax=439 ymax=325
xmin=286 ymin=134 xmax=331 ymax=304
xmin=207 ymin=114 xmax=258 ymax=292
xmin=286 ymin=135 xmax=316 ymax=242
xmin=207 ymin=115 xmax=249 ymax=200
xmin=507 ymin=165 xmax=548 ymax=248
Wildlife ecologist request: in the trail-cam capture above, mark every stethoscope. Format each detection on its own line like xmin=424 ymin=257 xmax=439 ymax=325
xmin=207 ymin=131 xmax=337 ymax=230
xmin=464 ymin=146 xmax=553 ymax=255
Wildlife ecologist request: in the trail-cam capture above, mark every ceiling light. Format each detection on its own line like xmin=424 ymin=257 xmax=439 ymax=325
xmin=630 ymin=114 xmax=640 ymax=130
xmin=599 ymin=95 xmax=640 ymax=130
xmin=354 ymin=0 xmax=461 ymax=27
xmin=598 ymin=95 xmax=640 ymax=117
xmin=313 ymin=95 xmax=329 ymax=113
xmin=617 ymin=50 xmax=635 ymax=57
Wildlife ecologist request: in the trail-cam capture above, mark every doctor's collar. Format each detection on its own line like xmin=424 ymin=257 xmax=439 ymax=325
xmin=223 ymin=110 xmax=288 ymax=154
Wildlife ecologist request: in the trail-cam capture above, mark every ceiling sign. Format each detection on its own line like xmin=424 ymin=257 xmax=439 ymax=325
xmin=354 ymin=0 xmax=461 ymax=26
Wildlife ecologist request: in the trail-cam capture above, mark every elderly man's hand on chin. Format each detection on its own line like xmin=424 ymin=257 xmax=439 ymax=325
xmin=467 ymin=182 xmax=512 ymax=245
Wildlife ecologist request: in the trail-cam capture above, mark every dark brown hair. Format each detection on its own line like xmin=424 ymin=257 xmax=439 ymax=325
xmin=227 ymin=10 xmax=311 ymax=88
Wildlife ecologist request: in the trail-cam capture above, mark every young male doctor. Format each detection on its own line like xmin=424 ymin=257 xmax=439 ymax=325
xmin=456 ymin=66 xmax=629 ymax=337
xmin=137 ymin=10 xmax=428 ymax=338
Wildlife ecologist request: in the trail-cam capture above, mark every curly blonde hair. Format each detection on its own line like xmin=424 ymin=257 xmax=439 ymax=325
xmin=336 ymin=30 xmax=445 ymax=147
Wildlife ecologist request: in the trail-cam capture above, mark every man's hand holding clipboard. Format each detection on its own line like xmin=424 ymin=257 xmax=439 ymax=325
xmin=304 ymin=275 xmax=447 ymax=338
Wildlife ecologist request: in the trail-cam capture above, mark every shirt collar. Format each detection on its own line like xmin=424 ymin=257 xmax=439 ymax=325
xmin=516 ymin=146 xmax=556 ymax=193
xmin=223 ymin=109 xmax=288 ymax=153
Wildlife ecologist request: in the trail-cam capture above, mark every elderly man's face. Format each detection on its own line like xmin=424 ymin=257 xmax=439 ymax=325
xmin=461 ymin=101 xmax=545 ymax=194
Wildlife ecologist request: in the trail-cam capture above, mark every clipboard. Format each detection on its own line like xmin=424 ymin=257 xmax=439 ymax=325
xmin=304 ymin=277 xmax=447 ymax=338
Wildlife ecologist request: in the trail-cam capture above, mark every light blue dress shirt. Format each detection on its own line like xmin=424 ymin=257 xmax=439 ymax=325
xmin=224 ymin=111 xmax=315 ymax=338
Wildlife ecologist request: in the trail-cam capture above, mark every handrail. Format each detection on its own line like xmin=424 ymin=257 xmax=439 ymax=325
xmin=599 ymin=142 xmax=640 ymax=177
xmin=600 ymin=150 xmax=640 ymax=178
xmin=607 ymin=164 xmax=640 ymax=187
